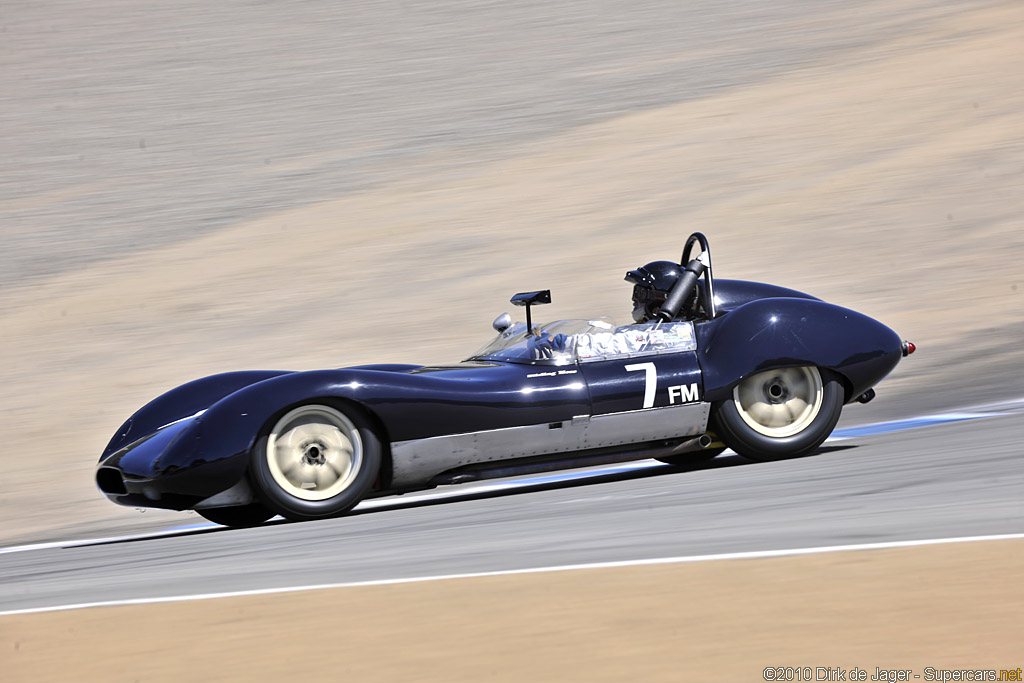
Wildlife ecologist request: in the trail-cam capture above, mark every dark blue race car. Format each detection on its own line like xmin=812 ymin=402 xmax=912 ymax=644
xmin=96 ymin=234 xmax=914 ymax=527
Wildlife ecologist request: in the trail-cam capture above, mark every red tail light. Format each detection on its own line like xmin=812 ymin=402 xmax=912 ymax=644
xmin=902 ymin=340 xmax=916 ymax=357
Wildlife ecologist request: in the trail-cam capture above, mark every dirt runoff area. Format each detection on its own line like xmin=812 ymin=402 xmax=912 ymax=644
xmin=3 ymin=540 xmax=1022 ymax=681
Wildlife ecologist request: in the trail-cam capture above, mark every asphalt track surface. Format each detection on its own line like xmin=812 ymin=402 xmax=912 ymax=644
xmin=3 ymin=401 xmax=1022 ymax=614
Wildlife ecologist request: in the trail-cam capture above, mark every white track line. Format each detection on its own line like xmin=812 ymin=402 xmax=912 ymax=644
xmin=0 ymin=526 xmax=204 ymax=556
xmin=2 ymin=532 xmax=1022 ymax=617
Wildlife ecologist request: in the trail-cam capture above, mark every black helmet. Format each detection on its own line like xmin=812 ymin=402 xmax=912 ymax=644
xmin=625 ymin=260 xmax=682 ymax=323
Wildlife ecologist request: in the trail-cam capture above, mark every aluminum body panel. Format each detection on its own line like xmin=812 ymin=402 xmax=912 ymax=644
xmin=696 ymin=297 xmax=903 ymax=402
xmin=709 ymin=279 xmax=819 ymax=311
xmin=101 ymin=370 xmax=292 ymax=460
xmin=580 ymin=352 xmax=703 ymax=415
xmin=389 ymin=402 xmax=710 ymax=488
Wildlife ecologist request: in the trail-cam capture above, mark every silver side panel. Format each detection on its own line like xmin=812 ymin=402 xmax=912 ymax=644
xmin=389 ymin=402 xmax=710 ymax=488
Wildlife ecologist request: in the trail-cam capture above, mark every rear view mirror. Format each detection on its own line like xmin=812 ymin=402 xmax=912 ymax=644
xmin=492 ymin=312 xmax=512 ymax=333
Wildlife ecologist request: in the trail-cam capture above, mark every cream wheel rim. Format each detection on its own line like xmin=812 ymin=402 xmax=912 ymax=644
xmin=733 ymin=366 xmax=823 ymax=438
xmin=265 ymin=405 xmax=362 ymax=501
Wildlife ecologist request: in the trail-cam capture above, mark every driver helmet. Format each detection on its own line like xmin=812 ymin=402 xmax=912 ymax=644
xmin=625 ymin=260 xmax=682 ymax=323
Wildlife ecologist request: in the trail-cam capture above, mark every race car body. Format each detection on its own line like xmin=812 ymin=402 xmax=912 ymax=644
xmin=96 ymin=233 xmax=911 ymax=527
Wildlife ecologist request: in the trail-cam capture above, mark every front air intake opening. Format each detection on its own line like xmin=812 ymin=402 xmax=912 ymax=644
xmin=96 ymin=467 xmax=127 ymax=495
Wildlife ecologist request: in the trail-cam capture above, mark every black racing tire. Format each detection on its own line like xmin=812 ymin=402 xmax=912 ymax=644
xmin=656 ymin=447 xmax=725 ymax=466
xmin=250 ymin=402 xmax=382 ymax=522
xmin=197 ymin=502 xmax=276 ymax=528
xmin=713 ymin=366 xmax=843 ymax=462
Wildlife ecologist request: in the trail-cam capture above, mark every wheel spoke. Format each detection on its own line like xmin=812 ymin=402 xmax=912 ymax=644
xmin=300 ymin=422 xmax=339 ymax=445
xmin=788 ymin=372 xmax=810 ymax=401
xmin=314 ymin=465 xmax=337 ymax=490
xmin=766 ymin=403 xmax=792 ymax=428
xmin=745 ymin=401 xmax=774 ymax=425
xmin=322 ymin=429 xmax=349 ymax=452
xmin=277 ymin=426 xmax=302 ymax=450
xmin=785 ymin=397 xmax=809 ymax=422
xmin=736 ymin=381 xmax=761 ymax=410
xmin=278 ymin=450 xmax=302 ymax=478
xmin=333 ymin=437 xmax=353 ymax=459
xmin=326 ymin=451 xmax=352 ymax=479
xmin=296 ymin=461 xmax=318 ymax=486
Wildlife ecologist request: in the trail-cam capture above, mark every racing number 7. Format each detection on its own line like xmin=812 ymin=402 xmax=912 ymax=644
xmin=624 ymin=362 xmax=657 ymax=409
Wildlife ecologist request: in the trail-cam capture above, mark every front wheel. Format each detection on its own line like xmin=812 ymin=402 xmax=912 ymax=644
xmin=713 ymin=366 xmax=843 ymax=462
xmin=250 ymin=403 xmax=382 ymax=522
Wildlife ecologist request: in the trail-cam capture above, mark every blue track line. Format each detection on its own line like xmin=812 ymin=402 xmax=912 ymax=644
xmin=829 ymin=413 xmax=997 ymax=439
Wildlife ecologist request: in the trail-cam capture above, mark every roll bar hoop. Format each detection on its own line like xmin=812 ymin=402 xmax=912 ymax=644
xmin=681 ymin=232 xmax=716 ymax=320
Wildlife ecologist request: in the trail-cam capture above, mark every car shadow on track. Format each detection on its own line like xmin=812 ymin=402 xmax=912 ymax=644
xmin=75 ymin=444 xmax=858 ymax=546
xmin=347 ymin=444 xmax=859 ymax=517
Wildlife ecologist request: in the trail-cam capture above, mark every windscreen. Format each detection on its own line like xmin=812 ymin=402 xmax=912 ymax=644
xmin=468 ymin=319 xmax=611 ymax=365
xmin=469 ymin=318 xmax=697 ymax=365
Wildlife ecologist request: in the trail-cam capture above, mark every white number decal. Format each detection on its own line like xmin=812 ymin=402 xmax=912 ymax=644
xmin=668 ymin=383 xmax=700 ymax=404
xmin=624 ymin=362 xmax=657 ymax=409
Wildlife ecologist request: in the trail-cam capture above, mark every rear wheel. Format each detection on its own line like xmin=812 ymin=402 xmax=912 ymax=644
xmin=250 ymin=403 xmax=381 ymax=522
xmin=713 ymin=366 xmax=843 ymax=462
xmin=197 ymin=502 xmax=275 ymax=528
